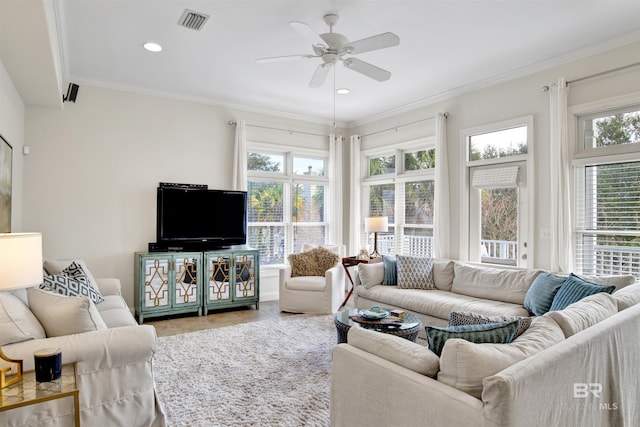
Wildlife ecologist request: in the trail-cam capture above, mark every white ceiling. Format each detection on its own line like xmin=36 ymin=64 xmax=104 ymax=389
xmin=10 ymin=1 xmax=640 ymax=124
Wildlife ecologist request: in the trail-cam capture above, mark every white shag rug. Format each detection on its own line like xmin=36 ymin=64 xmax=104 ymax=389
xmin=154 ymin=314 xmax=335 ymax=427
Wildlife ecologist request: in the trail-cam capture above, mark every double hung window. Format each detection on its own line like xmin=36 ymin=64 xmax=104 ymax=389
xmin=247 ymin=151 xmax=329 ymax=265
xmin=364 ymin=143 xmax=436 ymax=257
xmin=574 ymin=104 xmax=640 ymax=277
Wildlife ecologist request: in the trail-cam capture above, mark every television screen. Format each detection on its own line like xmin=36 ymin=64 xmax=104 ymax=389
xmin=157 ymin=187 xmax=247 ymax=248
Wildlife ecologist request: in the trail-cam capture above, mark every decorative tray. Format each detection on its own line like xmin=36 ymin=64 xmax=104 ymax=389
xmin=349 ymin=314 xmax=403 ymax=326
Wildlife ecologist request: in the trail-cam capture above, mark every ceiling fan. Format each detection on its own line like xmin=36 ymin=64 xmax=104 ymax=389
xmin=257 ymin=13 xmax=400 ymax=88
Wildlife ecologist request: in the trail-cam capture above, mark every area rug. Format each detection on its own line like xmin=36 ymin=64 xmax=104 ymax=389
xmin=153 ymin=314 xmax=335 ymax=427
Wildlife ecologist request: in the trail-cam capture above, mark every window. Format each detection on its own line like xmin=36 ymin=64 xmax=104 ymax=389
xmin=574 ymin=105 xmax=640 ymax=277
xmin=247 ymin=151 xmax=329 ymax=265
xmin=463 ymin=117 xmax=532 ymax=267
xmin=363 ymin=143 xmax=436 ymax=257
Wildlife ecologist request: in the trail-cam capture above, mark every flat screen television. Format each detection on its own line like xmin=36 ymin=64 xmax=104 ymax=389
xmin=156 ymin=187 xmax=247 ymax=249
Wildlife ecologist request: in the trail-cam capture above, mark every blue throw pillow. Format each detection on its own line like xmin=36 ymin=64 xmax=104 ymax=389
xmin=425 ymin=320 xmax=520 ymax=357
xmin=524 ymin=272 xmax=566 ymax=316
xmin=382 ymin=255 xmax=397 ymax=286
xmin=549 ymin=273 xmax=615 ymax=311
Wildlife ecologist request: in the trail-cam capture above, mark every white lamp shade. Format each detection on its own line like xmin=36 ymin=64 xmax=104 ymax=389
xmin=364 ymin=216 xmax=389 ymax=233
xmin=0 ymin=233 xmax=43 ymax=291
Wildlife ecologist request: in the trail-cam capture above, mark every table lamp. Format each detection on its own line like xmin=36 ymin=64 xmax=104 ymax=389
xmin=0 ymin=232 xmax=43 ymax=388
xmin=364 ymin=216 xmax=388 ymax=258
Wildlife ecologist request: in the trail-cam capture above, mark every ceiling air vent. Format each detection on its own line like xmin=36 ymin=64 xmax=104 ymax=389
xmin=178 ymin=9 xmax=210 ymax=31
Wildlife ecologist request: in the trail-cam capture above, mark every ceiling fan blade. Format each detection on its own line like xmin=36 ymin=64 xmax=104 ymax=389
xmin=256 ymin=54 xmax=315 ymax=63
xmin=346 ymin=32 xmax=400 ymax=55
xmin=309 ymin=63 xmax=331 ymax=88
xmin=290 ymin=21 xmax=327 ymax=47
xmin=343 ymin=58 xmax=391 ymax=82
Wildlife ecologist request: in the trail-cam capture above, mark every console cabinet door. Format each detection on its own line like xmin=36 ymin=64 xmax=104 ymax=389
xmin=205 ymin=254 xmax=233 ymax=304
xmin=234 ymin=253 xmax=257 ymax=301
xmin=135 ymin=252 xmax=202 ymax=322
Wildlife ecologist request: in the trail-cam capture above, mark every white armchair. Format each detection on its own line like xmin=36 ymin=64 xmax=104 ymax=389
xmin=279 ymin=244 xmax=346 ymax=314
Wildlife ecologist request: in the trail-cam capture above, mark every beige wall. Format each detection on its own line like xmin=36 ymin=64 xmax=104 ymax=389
xmin=0 ymin=61 xmax=25 ymax=232
xmin=9 ymin=41 xmax=640 ymax=309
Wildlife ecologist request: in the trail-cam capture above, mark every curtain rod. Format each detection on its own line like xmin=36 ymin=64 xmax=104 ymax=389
xmin=361 ymin=113 xmax=447 ymax=138
xmin=567 ymin=61 xmax=640 ymax=86
xmin=227 ymin=121 xmax=328 ymax=138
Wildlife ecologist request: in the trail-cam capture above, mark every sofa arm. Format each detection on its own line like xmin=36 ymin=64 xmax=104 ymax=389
xmin=95 ymin=277 xmax=122 ymax=296
xmin=347 ymin=327 xmax=439 ymax=376
xmin=3 ymin=325 xmax=157 ymax=372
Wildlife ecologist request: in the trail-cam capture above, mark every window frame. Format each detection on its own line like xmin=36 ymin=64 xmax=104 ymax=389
xmin=570 ymin=94 xmax=640 ymax=277
xmin=246 ymin=142 xmax=330 ymax=266
xmin=361 ymin=137 xmax=437 ymax=256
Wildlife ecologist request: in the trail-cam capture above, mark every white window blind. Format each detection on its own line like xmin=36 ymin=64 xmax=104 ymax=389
xmin=472 ymin=166 xmax=519 ymax=189
xmin=575 ymin=161 xmax=640 ymax=277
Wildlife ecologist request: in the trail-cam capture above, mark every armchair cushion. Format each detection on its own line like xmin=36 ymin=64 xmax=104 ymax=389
xmin=289 ymin=247 xmax=339 ymax=277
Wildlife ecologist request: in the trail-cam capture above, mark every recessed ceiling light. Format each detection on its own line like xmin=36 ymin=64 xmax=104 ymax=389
xmin=336 ymin=88 xmax=350 ymax=95
xmin=143 ymin=42 xmax=163 ymax=52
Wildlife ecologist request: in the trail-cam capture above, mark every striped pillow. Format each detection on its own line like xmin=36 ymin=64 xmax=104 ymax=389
xmin=425 ymin=320 xmax=520 ymax=357
xmin=524 ymin=272 xmax=566 ymax=315
xmin=549 ymin=273 xmax=615 ymax=311
xmin=382 ymin=255 xmax=397 ymax=285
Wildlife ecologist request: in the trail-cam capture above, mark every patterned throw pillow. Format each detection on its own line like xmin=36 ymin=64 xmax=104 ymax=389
xmin=448 ymin=311 xmax=532 ymax=339
xmin=549 ymin=273 xmax=615 ymax=311
xmin=288 ymin=247 xmax=339 ymax=277
xmin=524 ymin=272 xmax=566 ymax=316
xmin=41 ymin=271 xmax=104 ymax=304
xmin=396 ymin=255 xmax=435 ymax=289
xmin=382 ymin=255 xmax=397 ymax=285
xmin=425 ymin=320 xmax=520 ymax=357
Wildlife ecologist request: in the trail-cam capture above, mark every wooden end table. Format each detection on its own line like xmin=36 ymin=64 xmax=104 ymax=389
xmin=0 ymin=363 xmax=80 ymax=426
xmin=339 ymin=256 xmax=382 ymax=309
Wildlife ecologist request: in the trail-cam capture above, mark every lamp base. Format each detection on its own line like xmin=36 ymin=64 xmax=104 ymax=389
xmin=369 ymin=232 xmax=383 ymax=258
xmin=0 ymin=347 xmax=23 ymax=388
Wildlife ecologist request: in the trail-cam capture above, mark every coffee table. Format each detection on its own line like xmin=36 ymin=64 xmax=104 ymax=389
xmin=334 ymin=308 xmax=421 ymax=344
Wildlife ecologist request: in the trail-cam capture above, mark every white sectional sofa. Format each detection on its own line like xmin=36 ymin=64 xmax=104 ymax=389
xmin=332 ymin=259 xmax=640 ymax=426
xmin=0 ymin=260 xmax=166 ymax=427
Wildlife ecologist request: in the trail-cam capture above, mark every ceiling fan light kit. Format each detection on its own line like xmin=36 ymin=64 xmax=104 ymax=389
xmin=257 ymin=13 xmax=399 ymax=88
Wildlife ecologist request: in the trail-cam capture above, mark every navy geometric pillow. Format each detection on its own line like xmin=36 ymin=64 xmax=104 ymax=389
xmin=41 ymin=269 xmax=104 ymax=304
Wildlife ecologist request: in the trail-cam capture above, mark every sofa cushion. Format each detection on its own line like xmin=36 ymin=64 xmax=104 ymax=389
xmin=44 ymin=259 xmax=100 ymax=291
xmin=433 ymin=260 xmax=455 ymax=291
xmin=437 ymin=316 xmax=564 ymax=399
xmin=448 ymin=311 xmax=532 ymax=339
xmin=0 ymin=291 xmax=46 ymax=345
xmin=544 ymin=293 xmax=618 ymax=338
xmin=382 ymin=255 xmax=397 ymax=285
xmin=347 ymin=326 xmax=439 ymax=377
xmin=42 ymin=270 xmax=104 ymax=304
xmin=358 ymin=262 xmax=384 ymax=289
xmin=612 ymin=282 xmax=640 ymax=311
xmin=27 ymin=287 xmax=107 ymax=337
xmin=524 ymin=272 xmax=566 ymax=316
xmin=576 ymin=273 xmax=635 ymax=291
xmin=425 ymin=320 xmax=520 ymax=356
xmin=288 ymin=247 xmax=339 ymax=277
xmin=549 ymin=273 xmax=615 ymax=311
xmin=396 ymin=255 xmax=435 ymax=289
xmin=356 ymin=286 xmax=531 ymax=320
xmin=451 ymin=263 xmax=541 ymax=304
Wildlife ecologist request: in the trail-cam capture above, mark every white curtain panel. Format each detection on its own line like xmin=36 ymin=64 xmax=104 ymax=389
xmin=434 ymin=113 xmax=451 ymax=259
xmin=348 ymin=135 xmax=362 ymax=255
xmin=329 ymin=133 xmax=343 ymax=244
xmin=549 ymin=78 xmax=573 ymax=272
xmin=232 ymin=120 xmax=247 ymax=191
